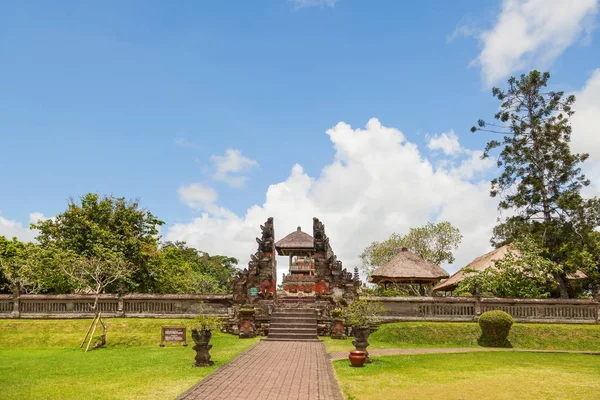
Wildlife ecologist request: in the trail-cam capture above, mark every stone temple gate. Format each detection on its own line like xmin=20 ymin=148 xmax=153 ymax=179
xmin=229 ymin=217 xmax=360 ymax=338
xmin=232 ymin=217 xmax=359 ymax=305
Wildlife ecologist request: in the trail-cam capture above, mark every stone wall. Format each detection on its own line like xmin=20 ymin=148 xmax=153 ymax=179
xmin=1 ymin=294 xmax=598 ymax=325
xmin=0 ymin=294 xmax=232 ymax=319
xmin=370 ymin=296 xmax=600 ymax=324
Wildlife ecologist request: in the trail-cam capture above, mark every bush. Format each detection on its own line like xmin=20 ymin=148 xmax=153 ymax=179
xmin=342 ymin=298 xmax=385 ymax=327
xmin=478 ymin=310 xmax=513 ymax=347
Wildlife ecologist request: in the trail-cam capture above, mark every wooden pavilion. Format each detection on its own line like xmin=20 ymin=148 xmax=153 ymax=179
xmin=369 ymin=247 xmax=449 ymax=296
xmin=275 ymin=226 xmax=316 ymax=293
xmin=432 ymin=244 xmax=588 ymax=295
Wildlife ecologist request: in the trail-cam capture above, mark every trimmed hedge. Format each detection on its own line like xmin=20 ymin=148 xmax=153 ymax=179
xmin=478 ymin=310 xmax=514 ymax=347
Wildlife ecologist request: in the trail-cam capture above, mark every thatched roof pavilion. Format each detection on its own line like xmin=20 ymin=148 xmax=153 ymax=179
xmin=275 ymin=226 xmax=314 ymax=256
xmin=433 ymin=244 xmax=587 ymax=293
xmin=369 ymin=248 xmax=449 ymax=292
xmin=433 ymin=245 xmax=517 ymax=293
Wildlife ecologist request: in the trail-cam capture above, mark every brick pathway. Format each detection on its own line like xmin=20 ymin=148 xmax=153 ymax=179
xmin=177 ymin=341 xmax=344 ymax=400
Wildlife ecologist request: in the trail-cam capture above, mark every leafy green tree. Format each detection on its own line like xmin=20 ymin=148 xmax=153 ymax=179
xmin=0 ymin=236 xmax=28 ymax=293
xmin=360 ymin=221 xmax=462 ymax=277
xmin=456 ymin=237 xmax=559 ymax=298
xmin=154 ymin=241 xmax=238 ymax=294
xmin=0 ymin=236 xmax=78 ymax=294
xmin=32 ymin=193 xmax=164 ymax=292
xmin=472 ymin=70 xmax=599 ymax=297
xmin=62 ymin=249 xmax=135 ymax=304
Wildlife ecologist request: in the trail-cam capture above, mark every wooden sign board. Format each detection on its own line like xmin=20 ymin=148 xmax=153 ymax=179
xmin=160 ymin=326 xmax=187 ymax=347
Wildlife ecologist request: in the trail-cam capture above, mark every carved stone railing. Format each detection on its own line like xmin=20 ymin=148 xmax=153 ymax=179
xmin=0 ymin=294 xmax=232 ymax=319
xmin=367 ymin=296 xmax=600 ymax=324
xmin=1 ymin=293 xmax=598 ymax=324
xmin=479 ymin=297 xmax=599 ymax=323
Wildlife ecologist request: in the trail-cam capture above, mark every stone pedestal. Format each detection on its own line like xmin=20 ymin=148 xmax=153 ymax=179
xmin=330 ymin=318 xmax=346 ymax=339
xmin=192 ymin=329 xmax=214 ymax=367
xmin=352 ymin=326 xmax=371 ymax=363
xmin=239 ymin=308 xmax=256 ymax=338
xmin=193 ymin=343 xmax=213 ymax=367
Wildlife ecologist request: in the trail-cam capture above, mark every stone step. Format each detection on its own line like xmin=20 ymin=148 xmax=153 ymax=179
xmin=261 ymin=338 xmax=322 ymax=342
xmin=267 ymin=306 xmax=318 ymax=341
xmin=269 ymin=327 xmax=317 ymax=334
xmin=269 ymin=317 xmax=316 ymax=323
xmin=269 ymin=322 xmax=316 ymax=329
xmin=267 ymin=332 xmax=318 ymax=340
xmin=272 ymin=309 xmax=316 ymax=315
xmin=271 ymin=314 xmax=316 ymax=319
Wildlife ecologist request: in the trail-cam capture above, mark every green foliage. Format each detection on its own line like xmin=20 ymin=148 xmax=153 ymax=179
xmin=63 ymin=252 xmax=135 ymax=300
xmin=342 ymin=298 xmax=385 ymax=327
xmin=193 ymin=314 xmax=223 ymax=331
xmin=456 ymin=237 xmax=560 ymax=298
xmin=473 ymin=70 xmax=600 ymax=297
xmin=361 ymin=283 xmax=423 ymax=297
xmin=24 ymin=194 xmax=238 ymax=295
xmin=33 ymin=193 xmax=164 ymax=292
xmin=478 ymin=310 xmax=514 ymax=347
xmin=360 ymin=221 xmax=462 ymax=277
xmin=0 ymin=236 xmax=27 ymax=293
xmin=0 ymin=237 xmax=80 ymax=294
xmin=153 ymin=241 xmax=237 ymax=294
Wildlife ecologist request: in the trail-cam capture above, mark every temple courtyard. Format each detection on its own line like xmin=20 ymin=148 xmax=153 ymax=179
xmin=2 ymin=319 xmax=600 ymax=399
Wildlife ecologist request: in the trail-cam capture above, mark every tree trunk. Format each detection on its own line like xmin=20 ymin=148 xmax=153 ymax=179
xmin=553 ymin=272 xmax=569 ymax=299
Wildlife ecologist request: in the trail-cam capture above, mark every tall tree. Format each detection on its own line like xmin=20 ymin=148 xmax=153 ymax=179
xmin=0 ymin=236 xmax=28 ymax=293
xmin=472 ymin=70 xmax=599 ymax=297
xmin=32 ymin=193 xmax=164 ymax=292
xmin=360 ymin=221 xmax=462 ymax=277
xmin=155 ymin=241 xmax=238 ymax=294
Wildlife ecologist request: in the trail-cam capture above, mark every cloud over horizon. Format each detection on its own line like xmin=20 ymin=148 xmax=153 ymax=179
xmin=168 ymin=118 xmax=500 ymax=280
xmin=474 ymin=0 xmax=598 ymax=85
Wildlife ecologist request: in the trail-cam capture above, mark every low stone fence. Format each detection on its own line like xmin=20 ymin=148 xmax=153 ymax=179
xmin=1 ymin=294 xmax=599 ymax=324
xmin=0 ymin=294 xmax=232 ymax=319
xmin=369 ymin=296 xmax=600 ymax=324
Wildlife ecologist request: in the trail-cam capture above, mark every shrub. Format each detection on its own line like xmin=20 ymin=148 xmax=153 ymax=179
xmin=343 ymin=298 xmax=385 ymax=327
xmin=194 ymin=314 xmax=223 ymax=331
xmin=478 ymin=310 xmax=513 ymax=347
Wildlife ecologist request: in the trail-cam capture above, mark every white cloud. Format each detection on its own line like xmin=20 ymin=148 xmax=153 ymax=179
xmin=167 ymin=118 xmax=499 ymax=281
xmin=475 ymin=0 xmax=598 ymax=86
xmin=28 ymin=212 xmax=50 ymax=224
xmin=427 ymin=130 xmax=463 ymax=156
xmin=177 ymin=183 xmax=218 ymax=210
xmin=0 ymin=212 xmax=48 ymax=242
xmin=459 ymin=151 xmax=496 ymax=179
xmin=571 ymin=68 xmax=600 ymax=196
xmin=290 ymin=0 xmax=337 ymax=9
xmin=211 ymin=149 xmax=258 ymax=188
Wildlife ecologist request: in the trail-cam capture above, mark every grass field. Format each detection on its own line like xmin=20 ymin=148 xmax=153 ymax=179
xmin=3 ymin=319 xmax=600 ymax=399
xmin=0 ymin=319 xmax=258 ymax=400
xmin=333 ymin=351 xmax=600 ymax=400
xmin=322 ymin=321 xmax=600 ymax=353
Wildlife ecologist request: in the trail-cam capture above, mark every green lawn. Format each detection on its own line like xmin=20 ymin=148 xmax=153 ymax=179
xmin=333 ymin=352 xmax=600 ymax=400
xmin=322 ymin=321 xmax=600 ymax=353
xmin=0 ymin=319 xmax=258 ymax=400
xmin=3 ymin=319 xmax=600 ymax=399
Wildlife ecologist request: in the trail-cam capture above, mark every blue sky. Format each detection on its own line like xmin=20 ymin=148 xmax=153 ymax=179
xmin=1 ymin=0 xmax=599 ymax=275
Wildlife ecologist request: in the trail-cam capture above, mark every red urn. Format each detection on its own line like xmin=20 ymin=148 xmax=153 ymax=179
xmin=348 ymin=350 xmax=367 ymax=367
